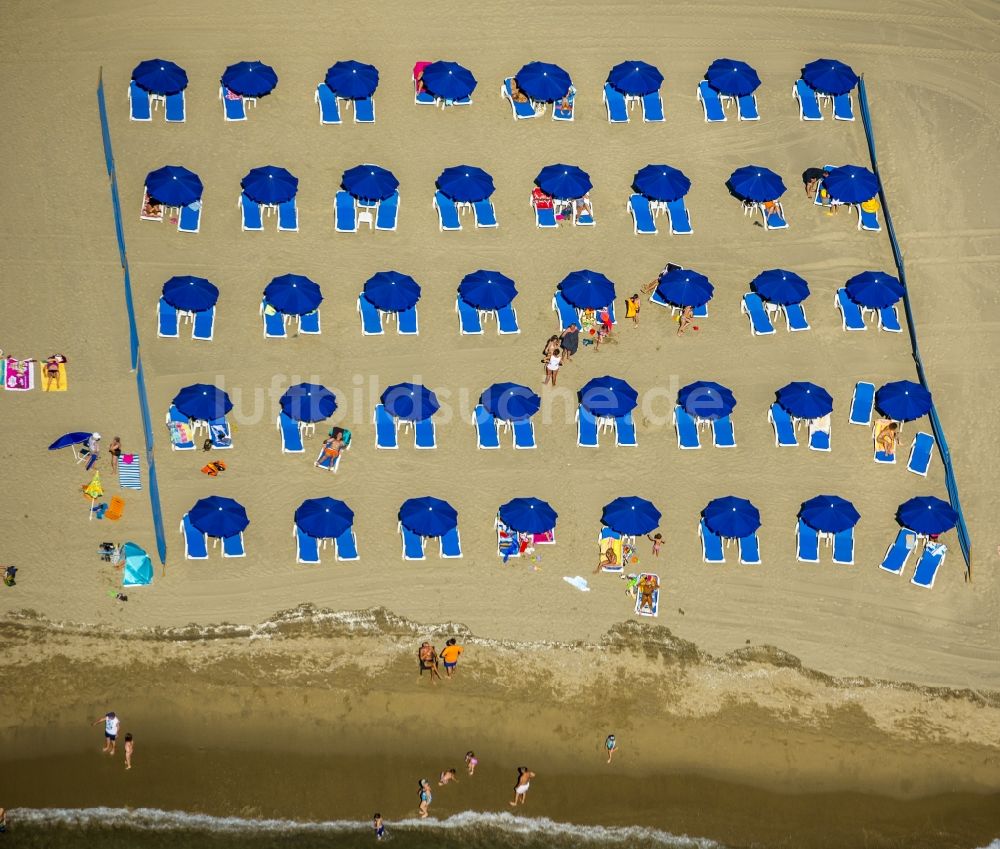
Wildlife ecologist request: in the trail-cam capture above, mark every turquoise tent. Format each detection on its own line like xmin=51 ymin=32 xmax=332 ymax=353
xmin=122 ymin=542 xmax=153 ymax=587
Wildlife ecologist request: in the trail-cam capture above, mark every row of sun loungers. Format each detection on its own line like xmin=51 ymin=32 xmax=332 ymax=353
xmin=334 ymin=190 xmax=399 ymax=232
xmin=315 ymin=83 xmax=375 ymax=124
xmin=602 ymin=83 xmax=664 ymax=124
xmin=295 ymin=523 xmax=359 ymax=563
xmin=401 ymin=522 xmax=463 ymax=560
xmin=457 ymin=298 xmax=519 ymax=335
xmin=433 ymin=192 xmax=497 ymax=231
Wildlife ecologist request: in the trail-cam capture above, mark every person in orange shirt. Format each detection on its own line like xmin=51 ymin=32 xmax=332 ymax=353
xmin=440 ymin=638 xmax=464 ymax=678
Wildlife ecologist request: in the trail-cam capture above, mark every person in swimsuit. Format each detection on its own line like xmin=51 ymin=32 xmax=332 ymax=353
xmin=509 ymin=767 xmax=535 ymax=806
xmin=544 ymin=349 xmax=562 ymax=387
xmin=639 ymin=574 xmax=659 ymax=613
xmin=465 ymin=751 xmax=478 ymax=776
xmin=541 ymin=335 xmax=559 ymax=379
xmin=372 ymin=812 xmax=385 ymax=840
xmin=560 ymin=324 xmax=579 ymax=363
xmin=677 ymin=305 xmax=694 ymax=336
xmin=108 ymin=437 xmax=122 ymax=472
xmin=418 ymin=779 xmax=432 ymax=818
xmin=605 ymin=734 xmax=618 ymax=764
xmin=625 ymin=294 xmax=641 ymax=326
xmin=876 ymin=420 xmax=899 ymax=457
xmin=647 ymin=533 xmax=663 ymax=557
xmin=595 ymin=546 xmax=618 ymax=574
xmin=418 ymin=642 xmax=441 ymax=684
xmin=439 ymin=768 xmax=459 ymax=786
xmin=320 ymin=433 xmax=345 ymax=469
xmin=124 ymin=732 xmax=134 ymax=769
xmin=44 ymin=354 xmax=65 ymax=390
xmin=439 ymin=638 xmax=463 ymax=678
xmin=92 ymin=711 xmax=120 ymax=755
xmin=802 ymin=167 xmax=829 ymax=199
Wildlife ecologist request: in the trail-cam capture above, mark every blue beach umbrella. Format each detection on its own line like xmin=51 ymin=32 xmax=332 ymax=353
xmin=845 ymin=271 xmax=904 ymax=309
xmin=678 ymin=381 xmax=736 ymax=421
xmin=421 ymin=61 xmax=477 ymax=101
xmin=799 ymin=496 xmax=861 ymax=534
xmin=896 ymin=496 xmax=958 ymax=535
xmin=633 ymin=164 xmax=691 ymax=202
xmin=189 ymin=496 xmax=249 ymax=538
xmin=579 ymin=376 xmax=638 ymax=418
xmin=515 ymin=61 xmax=572 ymax=102
xmin=727 ymin=166 xmax=786 ymax=203
xmin=750 ymin=269 xmax=810 ymax=306
xmin=295 ymin=497 xmax=354 ymax=540
xmin=656 ymin=268 xmax=714 ymax=307
xmin=776 ymin=382 xmax=833 ymax=419
xmin=499 ymin=497 xmax=558 ymax=534
xmin=802 ymin=59 xmax=859 ymax=96
xmin=706 ymin=58 xmax=761 ymax=96
xmin=601 ymin=496 xmax=661 ymax=536
xmin=480 ymin=383 xmax=540 ymax=422
xmin=173 ymin=383 xmax=232 ymax=421
xmin=558 ymin=270 xmax=615 ymax=310
xmin=362 ymin=271 xmax=421 ymax=312
xmin=145 ymin=166 xmax=203 ymax=206
xmin=457 ymin=270 xmax=517 ymax=310
xmin=221 ymin=61 xmax=277 ymax=97
xmin=703 ymin=496 xmax=761 ymax=539
xmin=241 ymin=166 xmax=298 ymax=205
xmin=341 ymin=164 xmax=399 ymax=202
xmin=48 ymin=432 xmax=92 ymax=450
xmin=607 ymin=60 xmax=663 ymax=96
xmin=325 ymin=60 xmax=379 ymax=99
xmin=436 ymin=166 xmax=495 ymax=203
xmin=280 ymin=383 xmax=337 ymax=423
xmin=162 ymin=276 xmax=219 ymax=313
xmin=121 ymin=542 xmax=153 ymax=587
xmin=263 ymin=274 xmax=323 ymax=315
xmin=875 ymin=381 xmax=932 ymax=422
xmin=399 ymin=496 xmax=458 ymax=537
xmin=132 ymin=59 xmax=188 ymax=95
xmin=824 ymin=165 xmax=879 ymax=204
xmin=535 ymin=164 xmax=592 ymax=200
xmin=381 ymin=383 xmax=439 ymax=421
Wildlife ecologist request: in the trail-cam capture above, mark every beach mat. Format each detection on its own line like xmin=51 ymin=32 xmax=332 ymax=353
xmin=118 ymin=454 xmax=142 ymax=490
xmin=5 ymin=357 xmax=34 ymax=391
xmin=41 ymin=362 xmax=68 ymax=392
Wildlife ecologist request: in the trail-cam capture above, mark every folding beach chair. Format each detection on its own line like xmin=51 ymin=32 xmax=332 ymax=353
xmin=739 ymin=533 xmax=761 ymax=565
xmin=849 ymin=382 xmax=876 ymax=426
xmin=316 ymin=83 xmax=341 ymax=124
xmin=697 ymin=80 xmax=726 ymax=122
xmin=262 ymin=302 xmax=287 ymax=338
xmin=335 ymin=191 xmax=358 ymax=232
xmin=615 ymin=412 xmax=637 ymax=447
xmin=796 ymin=519 xmax=820 ymax=563
xmin=180 ymin=513 xmax=208 ymax=560
xmin=474 ymin=199 xmax=498 ymax=228
xmin=358 ymin=296 xmax=384 ymax=335
xmin=440 ymin=527 xmax=463 ymax=558
xmin=129 ymin=81 xmax=152 ymax=121
xmin=299 ymin=310 xmax=321 ymax=335
xmin=673 ymin=406 xmax=701 ymax=449
xmin=836 ymin=288 xmax=867 ymax=331
xmin=165 ymin=91 xmax=185 ymax=122
xmin=502 ymin=78 xmax=540 ymax=119
xmin=699 ymin=520 xmax=725 ymax=563
xmin=513 ymin=419 xmax=536 ymax=449
xmin=157 ymin=298 xmax=179 ymax=338
xmin=473 ymin=405 xmax=501 ymax=449
xmin=553 ymin=292 xmax=579 ymax=330
xmin=832 ymin=528 xmax=854 ymax=565
xmin=628 ymin=194 xmax=657 ymax=235
xmin=783 ymin=303 xmax=810 ymax=332
xmin=642 ymin=90 xmax=665 ymax=122
xmin=434 ymin=192 xmax=462 ymax=231
xmin=878 ymin=306 xmax=901 ymax=333
xmin=296 ymin=525 xmax=321 ymax=564
xmin=911 ymin=542 xmax=947 ymax=588
xmin=576 ymin=405 xmax=600 ymax=448
xmin=414 ymin=417 xmax=436 ymax=449
xmin=793 ymin=79 xmax=823 ymax=121
xmin=277 ymin=412 xmax=305 ymax=453
xmin=457 ymin=297 xmax=483 ymax=335
xmin=496 ymin=304 xmax=520 ymax=334
xmin=240 ymin=193 xmax=263 ymax=231
xmin=178 ymin=202 xmax=201 ymax=233
xmin=222 ymin=532 xmax=245 ymax=558
xmin=376 ymin=193 xmax=399 ymax=231
xmin=808 ymin=420 xmax=831 ymax=452
xmin=397 ymin=306 xmax=418 ymax=336
xmin=741 ymin=293 xmax=775 ymax=336
xmin=879 ymin=528 xmax=916 ymax=574
xmin=534 ymin=202 xmax=557 ymax=228
xmin=374 ymin=404 xmax=398 ymax=449
xmin=277 ymin=200 xmax=299 ymax=232
xmin=192 ymin=306 xmax=215 ymax=341
xmin=209 ymin=418 xmax=233 ymax=449
xmin=712 ymin=415 xmax=736 ymax=448
xmin=737 ymin=94 xmax=760 ymax=121
xmin=400 ymin=524 xmax=426 ymax=560
xmin=833 ymin=93 xmax=855 ymax=121
xmin=603 ymin=83 xmax=629 ymax=123
xmin=665 ymin=198 xmax=693 ymax=234
xmin=768 ymin=404 xmax=798 ymax=447
xmin=221 ymin=86 xmax=247 ymax=121
xmin=354 ymin=96 xmax=375 ymax=123
xmin=335 ymin=527 xmax=360 ymax=561
xmin=907 ymin=432 xmax=935 ymax=476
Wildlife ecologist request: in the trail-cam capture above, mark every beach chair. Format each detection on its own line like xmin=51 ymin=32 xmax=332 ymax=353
xmin=793 ymin=79 xmax=823 ymax=121
xmin=129 ymin=80 xmax=152 ymax=121
xmin=553 ymin=291 xmax=579 ymax=330
xmin=157 ymin=298 xmax=179 ymax=338
xmin=103 ymin=496 xmax=125 ymax=522
xmin=628 ymin=194 xmax=657 ymax=235
xmin=456 ymin=297 xmax=484 ymax=335
xmin=700 ymin=520 xmax=725 ymax=563
xmin=739 ymin=533 xmax=761 ymax=565
xmin=165 ymin=91 xmax=185 ymax=122
xmin=335 ymin=527 xmax=360 ymax=561
xmin=393 ymin=305 xmax=418 ymax=336
xmin=221 ymin=86 xmax=247 ymax=121
xmin=277 ymin=200 xmax=299 ymax=232
xmin=376 ymin=192 xmax=399 ymax=231
xmin=808 ymin=420 xmax=831 ymax=452
xmin=878 ymin=306 xmax=901 ymax=333
xmin=473 ymin=405 xmax=501 ymax=449
xmin=768 ymin=404 xmax=798 ymax=447
xmin=192 ymin=306 xmax=215 ymax=341
xmin=335 ymin=191 xmax=358 ymax=232
xmin=642 ymin=90 xmax=665 ymax=122
xmin=911 ymin=542 xmax=947 ymax=588
xmin=209 ymin=417 xmax=232 ymax=449
xmin=277 ymin=412 xmax=305 ymax=453
xmin=614 ymin=412 xmax=637 ymax=447
xmin=534 ymin=202 xmax=558 ymax=228
xmin=574 ymin=203 xmax=595 ymax=226
xmin=374 ymin=404 xmax=398 ymax=449
xmin=502 ymin=78 xmax=540 ymax=119
xmin=836 ymin=288 xmax=867 ymax=331
xmin=796 ymin=519 xmax=820 ymax=563
xmin=737 ymin=93 xmax=760 ymax=121
xmin=298 ymin=309 xmax=321 ymax=335
xmin=577 ymin=405 xmax=600 ymax=448
xmin=166 ymin=406 xmax=195 ymax=450
xmin=879 ymin=528 xmax=916 ymax=574
xmin=832 ymin=528 xmax=854 ymax=565
xmin=907 ymin=432 xmax=935 ymax=477
xmin=673 ymin=406 xmax=701 ymax=449
xmin=849 ymin=382 xmax=876 ymax=426
xmin=712 ymin=415 xmax=736 ymax=448
xmin=440 ymin=527 xmax=463 ymax=558
xmin=512 ymin=418 xmax=536 ymax=449
xmin=178 ymin=202 xmax=201 ymax=233
xmin=741 ymin=293 xmax=776 ymax=336
xmin=314 ymin=443 xmax=341 ymax=472
xmin=223 ymin=532 xmax=245 ymax=558
xmin=697 ymin=80 xmax=726 ymax=122
xmin=634 ymin=574 xmax=660 ymax=617
xmin=858 ymin=205 xmax=881 ymax=232
xmin=240 ymin=193 xmax=263 ymax=231
xmin=414 ymin=76 xmax=436 ymax=105
xmin=833 ymin=92 xmax=855 ymax=121
xmin=352 ymin=95 xmax=375 ymax=123
xmin=665 ymin=198 xmax=693 ymax=235
xmin=434 ymin=192 xmax=462 ymax=231
xmin=358 ymin=295 xmax=384 ymax=335
xmin=783 ymin=303 xmax=810 ymax=332
xmin=262 ymin=302 xmax=287 ymax=338
xmin=181 ymin=513 xmax=209 ymax=559
xmin=873 ymin=420 xmax=896 ymax=464
xmin=414 ymin=417 xmax=436 ymax=449
xmin=473 ymin=198 xmax=498 ymax=228
xmin=316 ymin=83 xmax=341 ymax=124
xmin=400 ymin=524 xmax=426 ymax=560
xmin=762 ymin=202 xmax=788 ymax=230
xmin=296 ymin=526 xmax=321 ymax=564
xmin=603 ymin=83 xmax=629 ymax=123
xmin=496 ymin=304 xmax=520 ymax=334
xmin=552 ymin=90 xmax=575 ymax=121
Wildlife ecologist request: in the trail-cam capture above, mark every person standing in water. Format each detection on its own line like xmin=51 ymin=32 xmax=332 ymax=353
xmin=124 ymin=733 xmax=134 ymax=770
xmin=372 ymin=812 xmax=385 ymax=840
xmin=605 ymin=734 xmax=618 ymax=764
xmin=509 ymin=767 xmax=535 ymax=806
xmin=465 ymin=751 xmax=478 ymax=776
xmin=418 ymin=779 xmax=433 ymax=818
xmin=92 ymin=711 xmax=120 ymax=755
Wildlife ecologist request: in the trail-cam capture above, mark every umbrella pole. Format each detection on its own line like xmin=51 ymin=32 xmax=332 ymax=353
xmin=89 ymin=494 xmax=97 ymax=521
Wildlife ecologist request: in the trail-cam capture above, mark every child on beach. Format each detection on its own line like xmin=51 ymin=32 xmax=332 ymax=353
xmin=440 ymin=638 xmax=463 ymax=678
xmin=465 ymin=751 xmax=478 ymax=776
xmin=372 ymin=812 xmax=385 ymax=840
xmin=647 ymin=533 xmax=663 ymax=557
xmin=418 ymin=779 xmax=432 ymax=818
xmin=439 ymin=768 xmax=459 ymax=786
xmin=605 ymin=734 xmax=618 ymax=764
xmin=124 ymin=733 xmax=134 ymax=769
xmin=92 ymin=711 xmax=120 ymax=755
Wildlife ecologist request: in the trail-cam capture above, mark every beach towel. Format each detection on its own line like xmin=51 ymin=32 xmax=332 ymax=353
xmin=41 ymin=361 xmax=67 ymax=392
xmin=562 ymin=576 xmax=590 ymax=592
xmin=168 ymin=421 xmax=192 ymax=447
xmin=117 ymin=454 xmax=142 ymax=490
xmin=600 ymin=536 xmax=624 ymax=572
xmin=5 ymin=357 xmax=34 ymax=391
xmin=634 ymin=573 xmax=660 ymax=617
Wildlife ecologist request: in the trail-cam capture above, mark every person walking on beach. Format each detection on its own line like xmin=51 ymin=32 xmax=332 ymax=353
xmin=418 ymin=642 xmax=441 ymax=684
xmin=626 ymin=294 xmax=641 ymax=326
xmin=92 ymin=711 xmax=120 ymax=755
xmin=509 ymin=767 xmax=535 ymax=806
xmin=544 ymin=348 xmax=562 ymax=387
xmin=372 ymin=812 xmax=385 ymax=840
xmin=605 ymin=734 xmax=618 ymax=764
xmin=465 ymin=751 xmax=478 ymax=776
xmin=124 ymin=732 xmax=134 ymax=770
xmin=418 ymin=779 xmax=433 ymax=818
xmin=440 ymin=638 xmax=464 ymax=679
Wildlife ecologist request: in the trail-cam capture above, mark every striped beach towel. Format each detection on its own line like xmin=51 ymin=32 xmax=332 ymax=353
xmin=118 ymin=454 xmax=142 ymax=490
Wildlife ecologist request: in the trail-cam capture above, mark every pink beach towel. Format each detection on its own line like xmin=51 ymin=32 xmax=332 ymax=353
xmin=4 ymin=357 xmax=34 ymax=391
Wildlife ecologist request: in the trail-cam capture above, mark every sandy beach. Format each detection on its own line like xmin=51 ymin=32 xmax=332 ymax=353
xmin=0 ymin=0 xmax=998 ymax=846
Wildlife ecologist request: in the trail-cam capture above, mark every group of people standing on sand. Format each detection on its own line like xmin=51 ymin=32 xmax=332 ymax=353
xmin=91 ymin=710 xmax=134 ymax=769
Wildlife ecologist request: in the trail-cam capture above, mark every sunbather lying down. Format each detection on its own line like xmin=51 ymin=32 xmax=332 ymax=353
xmin=141 ymin=191 xmax=163 ymax=220
xmin=874 ymin=418 xmax=898 ymax=456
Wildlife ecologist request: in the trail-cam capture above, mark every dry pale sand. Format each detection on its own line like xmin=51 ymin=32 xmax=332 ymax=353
xmin=0 ymin=0 xmax=998 ymax=700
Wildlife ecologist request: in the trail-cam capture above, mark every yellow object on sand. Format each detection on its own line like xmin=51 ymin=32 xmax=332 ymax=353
xmin=42 ymin=362 xmax=67 ymax=392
